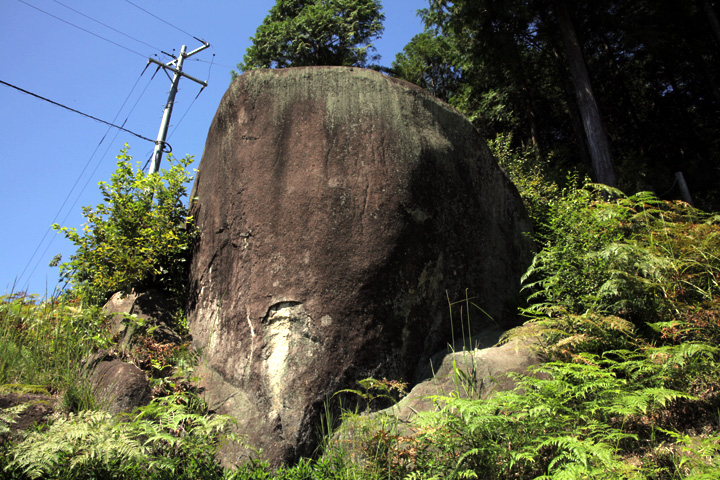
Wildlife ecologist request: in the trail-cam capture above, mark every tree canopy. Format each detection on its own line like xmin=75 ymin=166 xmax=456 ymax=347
xmin=393 ymin=0 xmax=720 ymax=208
xmin=237 ymin=0 xmax=385 ymax=72
xmin=391 ymin=31 xmax=461 ymax=103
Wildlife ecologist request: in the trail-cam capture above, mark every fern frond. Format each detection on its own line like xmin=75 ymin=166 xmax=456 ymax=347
xmin=0 ymin=403 xmax=30 ymax=435
xmin=649 ymin=342 xmax=719 ymax=367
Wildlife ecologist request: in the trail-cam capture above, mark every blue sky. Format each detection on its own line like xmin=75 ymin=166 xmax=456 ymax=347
xmin=1 ymin=0 xmax=427 ymax=297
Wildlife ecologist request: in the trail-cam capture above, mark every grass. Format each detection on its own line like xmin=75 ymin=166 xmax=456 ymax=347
xmin=0 ymin=293 xmax=109 ymax=405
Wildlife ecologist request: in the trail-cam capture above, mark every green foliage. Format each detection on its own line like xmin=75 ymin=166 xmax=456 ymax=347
xmin=522 ymin=185 xmax=720 ymax=339
xmin=521 ymin=182 xmax=627 ymax=318
xmin=0 ymin=293 xmax=109 ymax=394
xmin=335 ymin=377 xmax=407 ymax=411
xmin=391 ymin=30 xmax=462 ymax=103
xmin=236 ymin=0 xmax=384 ymax=73
xmin=59 ymin=377 xmax=98 ymax=413
xmin=419 ymin=0 xmax=720 ymax=207
xmin=372 ymin=353 xmax=704 ymax=480
xmin=506 ymin=310 xmax=638 ymax=359
xmin=512 ymin=181 xmax=720 ymax=388
xmin=226 ymin=455 xmax=352 ymax=480
xmin=488 ymin=132 xmax=562 ymax=236
xmin=662 ymin=429 xmax=720 ymax=479
xmin=53 ymin=145 xmax=197 ymax=306
xmin=0 ymin=403 xmax=29 ymax=437
xmin=7 ymin=142 xmax=720 ymax=480
xmin=4 ymin=393 xmax=240 ymax=480
xmin=314 ymin=180 xmax=720 ymax=480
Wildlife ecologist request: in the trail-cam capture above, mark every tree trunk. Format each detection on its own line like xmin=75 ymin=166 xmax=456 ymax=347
xmin=553 ymin=0 xmax=617 ymax=187
xmin=700 ymin=0 xmax=720 ymax=47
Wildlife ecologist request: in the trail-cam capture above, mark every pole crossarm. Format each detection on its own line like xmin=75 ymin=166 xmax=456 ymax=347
xmin=186 ymin=43 xmax=210 ymax=57
xmin=148 ymin=57 xmax=207 ymax=87
xmin=148 ymin=41 xmax=210 ymax=174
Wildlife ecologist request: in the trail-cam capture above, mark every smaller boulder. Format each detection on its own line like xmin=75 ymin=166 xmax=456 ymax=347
xmin=90 ymin=359 xmax=151 ymax=415
xmin=389 ymin=336 xmax=540 ymax=422
xmin=103 ymin=290 xmax=182 ymax=347
xmin=332 ymin=331 xmax=540 ymax=457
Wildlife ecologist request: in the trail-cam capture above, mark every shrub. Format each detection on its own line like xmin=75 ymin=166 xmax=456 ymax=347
xmin=488 ymin=132 xmax=561 ymax=238
xmin=53 ymin=145 xmax=197 ymax=306
xmin=401 ymin=354 xmax=700 ymax=480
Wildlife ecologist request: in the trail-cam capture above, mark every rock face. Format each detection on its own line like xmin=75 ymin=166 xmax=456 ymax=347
xmin=187 ymin=66 xmax=534 ymax=464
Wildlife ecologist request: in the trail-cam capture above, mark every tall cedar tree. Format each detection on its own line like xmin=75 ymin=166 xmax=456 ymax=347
xmin=420 ymin=0 xmax=616 ymax=186
xmin=552 ymin=0 xmax=616 ymax=187
xmin=237 ymin=0 xmax=384 ymax=72
xmin=391 ymin=31 xmax=462 ymax=103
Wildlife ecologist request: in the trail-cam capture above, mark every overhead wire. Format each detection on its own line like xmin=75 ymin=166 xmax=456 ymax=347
xmin=15 ymin=65 xmax=156 ymax=289
xmin=56 ymin=66 xmax=158 ymax=224
xmin=16 ymin=0 xmax=148 ymax=59
xmin=13 ymin=0 xmax=213 ymax=290
xmin=49 ymin=0 xmax=170 ymax=57
xmin=0 ymin=80 xmax=157 ymax=144
xmin=29 ymin=60 xmax=173 ymax=283
xmin=189 ymin=57 xmax=235 ymax=70
xmin=166 ymin=90 xmax=201 ymax=146
xmin=123 ymin=0 xmax=206 ymax=45
xmin=23 ymin=126 xmax=129 ymax=293
xmin=20 ymin=86 xmax=155 ymax=290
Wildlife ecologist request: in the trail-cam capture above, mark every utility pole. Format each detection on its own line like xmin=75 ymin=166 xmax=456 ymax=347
xmin=148 ymin=42 xmax=209 ymax=174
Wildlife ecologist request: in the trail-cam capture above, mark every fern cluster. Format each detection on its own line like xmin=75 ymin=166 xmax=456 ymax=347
xmin=319 ymin=182 xmax=720 ymax=479
xmin=522 ymin=184 xmax=720 ymax=341
xmin=2 ymin=394 xmax=239 ymax=480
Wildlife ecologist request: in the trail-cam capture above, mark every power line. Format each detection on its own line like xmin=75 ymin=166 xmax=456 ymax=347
xmin=16 ymin=0 xmax=148 ymax=59
xmin=123 ymin=0 xmax=205 ymax=44
xmin=15 ymin=66 xmax=155 ymax=288
xmin=189 ymin=56 xmax=235 ymax=70
xmin=50 ymin=0 xmax=169 ymax=56
xmin=0 ymin=79 xmax=157 ymax=144
xmin=19 ymin=129 xmax=114 ymax=289
xmin=168 ymin=86 xmax=204 ymax=143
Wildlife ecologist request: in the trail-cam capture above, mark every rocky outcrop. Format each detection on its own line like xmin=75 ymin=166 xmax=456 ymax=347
xmin=0 ymin=393 xmax=54 ymax=441
xmin=386 ymin=335 xmax=541 ymax=423
xmin=90 ymin=359 xmax=151 ymax=415
xmin=187 ymin=66 xmax=534 ymax=464
xmin=333 ymin=332 xmax=541 ymax=458
xmin=103 ymin=290 xmax=182 ymax=347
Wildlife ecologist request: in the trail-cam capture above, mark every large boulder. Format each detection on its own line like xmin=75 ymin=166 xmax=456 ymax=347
xmin=186 ymin=66 xmax=534 ymax=464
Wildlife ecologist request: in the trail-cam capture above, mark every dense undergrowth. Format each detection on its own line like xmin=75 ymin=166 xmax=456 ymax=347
xmin=1 ymin=140 xmax=719 ymax=478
